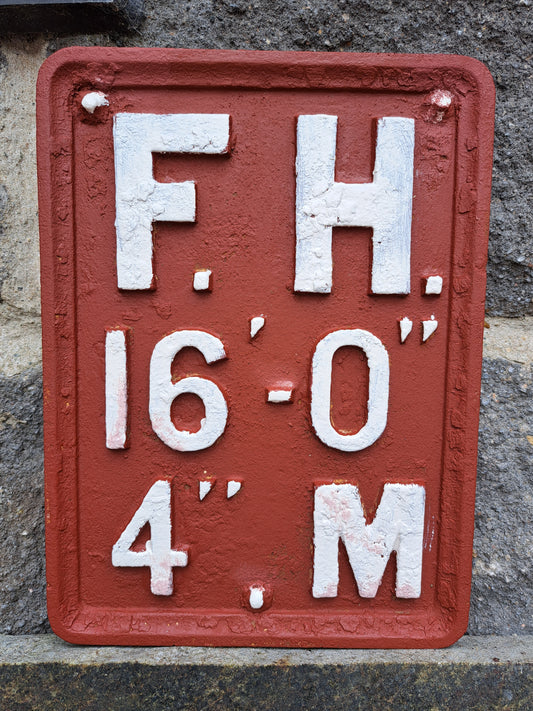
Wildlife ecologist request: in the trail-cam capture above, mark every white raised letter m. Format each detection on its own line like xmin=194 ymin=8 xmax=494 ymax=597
xmin=312 ymin=483 xmax=425 ymax=599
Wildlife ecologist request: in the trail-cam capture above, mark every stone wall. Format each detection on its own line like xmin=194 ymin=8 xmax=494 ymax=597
xmin=0 ymin=0 xmax=531 ymax=636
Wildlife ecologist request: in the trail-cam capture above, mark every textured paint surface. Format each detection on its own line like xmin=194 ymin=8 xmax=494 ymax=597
xmin=37 ymin=48 xmax=494 ymax=647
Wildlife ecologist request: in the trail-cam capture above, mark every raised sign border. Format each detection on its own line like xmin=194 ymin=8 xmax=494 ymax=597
xmin=37 ymin=48 xmax=495 ymax=647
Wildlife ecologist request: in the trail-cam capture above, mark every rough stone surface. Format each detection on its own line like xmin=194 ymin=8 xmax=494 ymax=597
xmin=469 ymin=358 xmax=533 ymax=635
xmin=0 ymin=635 xmax=531 ymax=710
xmin=2 ymin=632 xmax=532 ymax=665
xmin=0 ymin=0 xmax=145 ymax=35
xmin=483 ymin=316 xmax=533 ymax=365
xmin=0 ymin=369 xmax=49 ymax=634
xmin=0 ymin=38 xmax=46 ymax=377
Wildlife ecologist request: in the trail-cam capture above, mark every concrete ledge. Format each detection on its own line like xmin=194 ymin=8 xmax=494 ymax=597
xmin=0 ymin=635 xmax=531 ymax=709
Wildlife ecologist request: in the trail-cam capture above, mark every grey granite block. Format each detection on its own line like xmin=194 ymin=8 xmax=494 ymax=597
xmin=0 ymin=634 xmax=531 ymax=710
xmin=469 ymin=358 xmax=533 ymax=635
xmin=0 ymin=368 xmax=49 ymax=634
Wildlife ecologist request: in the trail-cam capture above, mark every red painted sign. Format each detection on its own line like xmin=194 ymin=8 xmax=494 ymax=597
xmin=37 ymin=48 xmax=495 ymax=647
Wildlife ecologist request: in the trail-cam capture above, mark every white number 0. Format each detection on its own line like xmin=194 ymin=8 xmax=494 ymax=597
xmin=311 ymin=329 xmax=389 ymax=451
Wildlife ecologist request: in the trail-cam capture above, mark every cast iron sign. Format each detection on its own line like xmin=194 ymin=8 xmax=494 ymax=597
xmin=37 ymin=48 xmax=495 ymax=647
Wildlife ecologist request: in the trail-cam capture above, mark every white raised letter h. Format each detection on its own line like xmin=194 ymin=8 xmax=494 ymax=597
xmin=294 ymin=115 xmax=414 ymax=295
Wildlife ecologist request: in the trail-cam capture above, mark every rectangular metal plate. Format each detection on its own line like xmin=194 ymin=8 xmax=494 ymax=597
xmin=37 ymin=48 xmax=495 ymax=647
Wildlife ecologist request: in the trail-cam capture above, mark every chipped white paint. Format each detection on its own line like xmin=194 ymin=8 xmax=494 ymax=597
xmin=250 ymin=316 xmax=265 ymax=339
xmin=227 ymin=480 xmax=241 ymax=498
xmin=422 ymin=315 xmax=438 ymax=342
xmin=294 ymin=115 xmax=414 ymax=294
xmin=113 ymin=113 xmax=230 ymax=289
xmin=249 ymin=586 xmax=265 ymax=610
xmin=399 ymin=317 xmax=413 ymax=343
xmin=313 ymin=483 xmax=425 ymax=599
xmin=193 ymin=269 xmax=212 ymax=291
xmin=431 ymin=90 xmax=453 ymax=109
xmin=112 ymin=480 xmax=188 ymax=596
xmin=311 ymin=329 xmax=389 ymax=451
xmin=149 ymin=330 xmax=228 ymax=451
xmin=429 ymin=90 xmax=454 ymax=121
xmin=81 ymin=91 xmax=109 ymax=113
xmin=105 ymin=328 xmax=128 ymax=449
xmin=426 ymin=517 xmax=436 ymax=552
xmin=199 ymin=480 xmax=214 ymax=500
xmin=425 ymin=275 xmax=443 ymax=295
xmin=267 ymin=389 xmax=293 ymax=403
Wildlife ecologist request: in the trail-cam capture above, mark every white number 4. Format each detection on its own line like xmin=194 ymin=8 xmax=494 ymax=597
xmin=112 ymin=480 xmax=188 ymax=595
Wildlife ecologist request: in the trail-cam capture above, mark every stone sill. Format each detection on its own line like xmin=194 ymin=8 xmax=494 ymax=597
xmin=0 ymin=635 xmax=531 ymax=709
